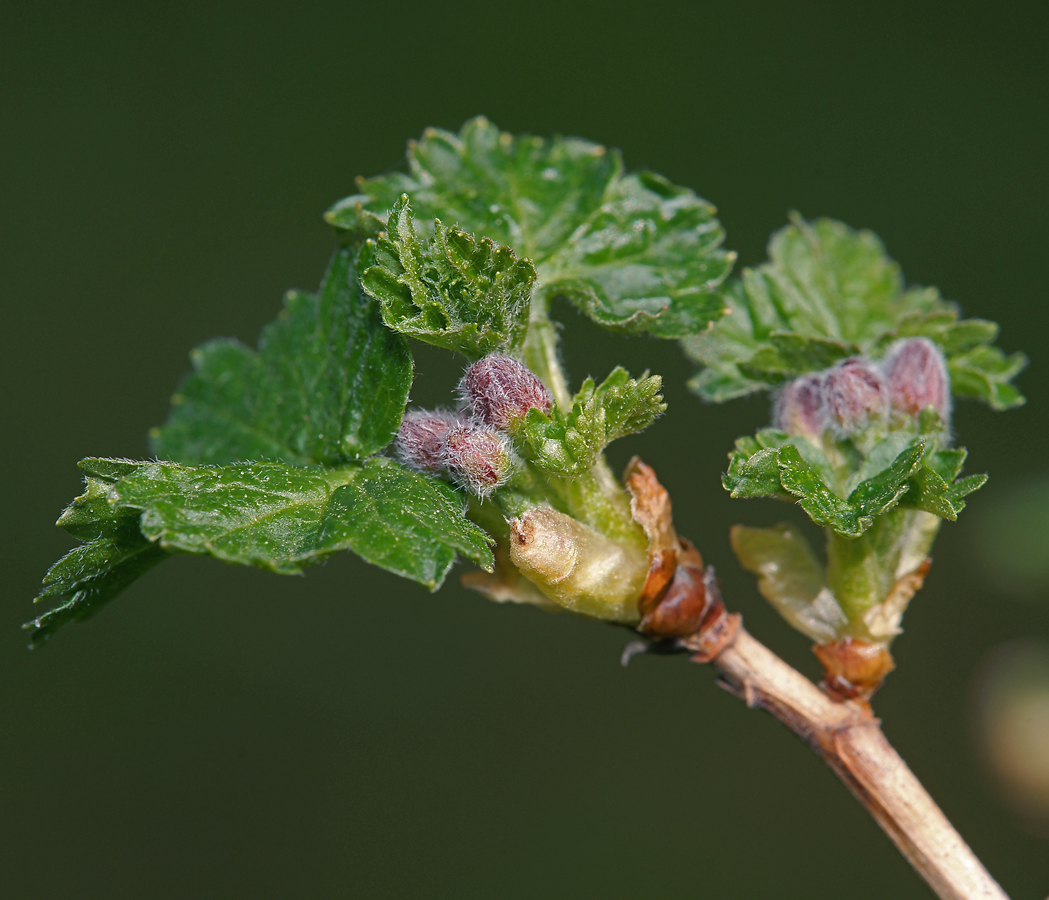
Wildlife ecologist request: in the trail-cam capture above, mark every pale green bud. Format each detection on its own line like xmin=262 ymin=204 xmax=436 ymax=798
xmin=508 ymin=507 xmax=648 ymax=623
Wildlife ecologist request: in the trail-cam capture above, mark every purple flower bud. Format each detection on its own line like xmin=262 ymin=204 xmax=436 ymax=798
xmin=824 ymin=358 xmax=889 ymax=434
xmin=460 ymin=354 xmax=552 ymax=432
xmin=395 ymin=409 xmax=460 ymax=473
xmin=882 ymin=338 xmax=951 ymax=420
xmin=443 ymin=424 xmax=515 ymax=497
xmin=773 ymin=373 xmax=828 ymax=440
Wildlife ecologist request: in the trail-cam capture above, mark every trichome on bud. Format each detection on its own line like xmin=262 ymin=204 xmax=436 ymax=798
xmin=882 ymin=337 xmax=951 ymax=422
xmin=823 ymin=357 xmax=889 ymax=435
xmin=459 ymin=353 xmax=552 ymax=432
xmin=395 ymin=409 xmax=461 ymax=473
xmin=443 ymin=424 xmax=515 ymax=498
xmin=772 ymin=373 xmax=828 ymax=441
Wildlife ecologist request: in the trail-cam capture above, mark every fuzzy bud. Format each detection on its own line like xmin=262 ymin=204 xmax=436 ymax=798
xmin=882 ymin=337 xmax=951 ymax=421
xmin=460 ymin=354 xmax=552 ymax=432
xmin=396 ymin=409 xmax=460 ymax=473
xmin=772 ymin=373 xmax=828 ymax=441
xmin=442 ymin=424 xmax=515 ymax=497
xmin=508 ymin=507 xmax=648 ymax=623
xmin=824 ymin=358 xmax=889 ymax=434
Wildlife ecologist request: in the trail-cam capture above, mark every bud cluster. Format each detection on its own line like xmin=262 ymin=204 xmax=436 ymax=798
xmin=395 ymin=354 xmax=553 ymax=498
xmin=772 ymin=338 xmax=951 ymax=441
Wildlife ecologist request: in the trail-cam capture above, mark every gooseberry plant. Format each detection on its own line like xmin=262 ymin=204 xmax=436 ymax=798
xmin=29 ymin=118 xmax=1026 ymax=899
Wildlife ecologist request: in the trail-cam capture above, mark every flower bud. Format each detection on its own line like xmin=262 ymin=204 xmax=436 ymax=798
xmin=882 ymin=338 xmax=950 ymax=421
xmin=772 ymin=373 xmax=828 ymax=441
xmin=508 ymin=507 xmax=648 ymax=623
xmin=460 ymin=353 xmax=552 ymax=432
xmin=442 ymin=424 xmax=515 ymax=497
xmin=823 ymin=358 xmax=889 ymax=434
xmin=396 ymin=409 xmax=460 ymax=473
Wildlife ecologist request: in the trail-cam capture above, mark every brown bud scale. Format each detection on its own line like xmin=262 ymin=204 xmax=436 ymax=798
xmin=813 ymin=638 xmax=896 ymax=703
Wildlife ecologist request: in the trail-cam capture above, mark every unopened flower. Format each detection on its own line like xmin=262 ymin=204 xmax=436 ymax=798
xmin=460 ymin=353 xmax=552 ymax=432
xmin=773 ymin=373 xmax=828 ymax=441
xmin=824 ymin=358 xmax=889 ymax=434
xmin=443 ymin=424 xmax=515 ymax=497
xmin=396 ymin=409 xmax=461 ymax=473
xmin=882 ymin=337 xmax=950 ymax=421
xmin=508 ymin=507 xmax=648 ymax=623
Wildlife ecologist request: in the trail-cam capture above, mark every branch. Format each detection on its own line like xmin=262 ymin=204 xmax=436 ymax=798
xmin=695 ymin=623 xmax=1008 ymax=900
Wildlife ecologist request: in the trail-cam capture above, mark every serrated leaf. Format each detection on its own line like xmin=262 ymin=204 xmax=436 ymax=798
xmin=152 ymin=249 xmax=413 ymax=466
xmin=725 ymin=424 xmax=986 ymax=534
xmin=724 ymin=445 xmax=792 ymax=500
xmin=736 ymin=332 xmax=857 ymax=384
xmin=779 ymin=441 xmax=923 ymax=536
xmin=518 ymin=368 xmax=665 ymax=474
xmin=583 ymin=367 xmax=666 ymax=442
xmin=336 ymin=117 xmax=732 ymax=337
xmin=925 ymin=448 xmax=968 ymax=483
xmin=537 ymin=172 xmax=733 ymax=336
xmin=899 ymin=451 xmax=988 ymax=521
xmin=948 ymin=344 xmax=1028 ymax=410
xmin=323 ymin=200 xmax=386 ymax=243
xmin=114 ymin=458 xmax=492 ymax=582
xmin=25 ymin=460 xmax=167 ymax=648
xmin=29 ymin=457 xmax=494 ymax=644
xmin=725 ymin=434 xmax=925 ymax=536
xmin=685 ymin=214 xmax=1025 ymax=407
xmin=358 ymin=195 xmax=535 ymax=359
xmin=722 ymin=428 xmax=836 ymax=501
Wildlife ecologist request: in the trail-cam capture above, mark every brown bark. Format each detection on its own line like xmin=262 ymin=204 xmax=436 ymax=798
xmin=702 ymin=626 xmax=1009 ymax=900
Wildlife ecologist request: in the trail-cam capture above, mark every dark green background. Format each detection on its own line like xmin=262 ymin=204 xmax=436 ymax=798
xmin=3 ymin=2 xmax=1047 ymax=897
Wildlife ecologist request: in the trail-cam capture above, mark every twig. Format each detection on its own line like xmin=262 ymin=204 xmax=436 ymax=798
xmin=697 ymin=624 xmax=1009 ymax=900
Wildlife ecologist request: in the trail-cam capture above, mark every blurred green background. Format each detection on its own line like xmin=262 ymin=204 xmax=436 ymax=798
xmin=3 ymin=1 xmax=1047 ymax=897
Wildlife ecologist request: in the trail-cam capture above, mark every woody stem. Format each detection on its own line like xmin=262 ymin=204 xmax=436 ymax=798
xmin=701 ymin=624 xmax=1008 ymax=900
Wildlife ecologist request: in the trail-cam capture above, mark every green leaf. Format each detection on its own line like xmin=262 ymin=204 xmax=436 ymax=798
xmin=114 ymin=458 xmax=492 ymax=582
xmin=151 ymin=249 xmax=413 ymax=466
xmin=725 ymin=424 xmax=986 ymax=535
xmin=336 ymin=117 xmax=733 ymax=338
xmin=725 ymin=434 xmax=926 ymax=537
xmin=536 ymin=172 xmax=732 ymax=337
xmin=685 ymin=214 xmax=1025 ymax=406
xmin=948 ymin=344 xmax=1028 ymax=410
xmin=358 ymin=195 xmax=536 ymax=359
xmin=722 ymin=428 xmax=834 ymax=502
xmin=736 ymin=332 xmax=856 ymax=384
xmin=724 ymin=444 xmax=791 ymax=501
xmin=518 ymin=368 xmax=665 ymax=474
xmin=899 ymin=447 xmax=988 ymax=520
xmin=25 ymin=460 xmax=167 ymax=648
xmin=29 ymin=457 xmax=494 ymax=644
xmin=323 ymin=200 xmax=386 ymax=243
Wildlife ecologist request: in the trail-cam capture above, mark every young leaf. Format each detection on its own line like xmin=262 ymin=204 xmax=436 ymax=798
xmin=948 ymin=344 xmax=1028 ymax=411
xmin=358 ymin=195 xmax=536 ymax=359
xmin=29 ymin=458 xmax=494 ymax=644
xmin=731 ymin=524 xmax=847 ymax=643
xmin=152 ymin=249 xmax=413 ymax=466
xmin=334 ymin=117 xmax=733 ymax=338
xmin=685 ymin=214 xmax=1025 ymax=405
xmin=25 ymin=460 xmax=167 ymax=648
xmin=724 ymin=426 xmax=986 ymax=536
xmin=518 ymin=368 xmax=665 ymax=474
xmin=898 ymin=448 xmax=988 ymax=521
